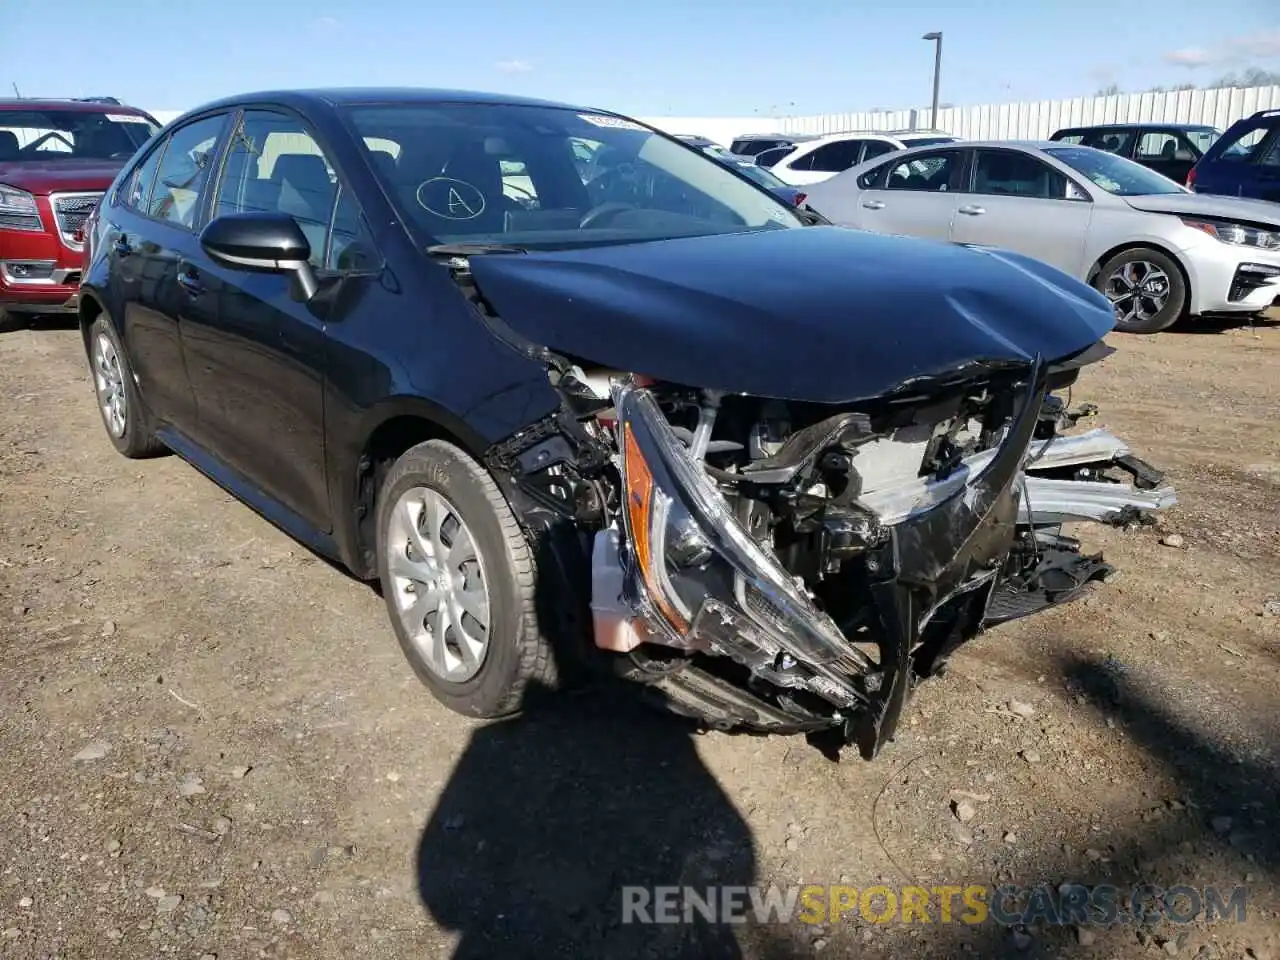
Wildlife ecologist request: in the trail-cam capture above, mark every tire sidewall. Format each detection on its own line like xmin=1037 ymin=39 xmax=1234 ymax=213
xmin=88 ymin=316 xmax=151 ymax=456
xmin=374 ymin=442 xmax=527 ymax=716
xmin=1098 ymin=249 xmax=1186 ymax=334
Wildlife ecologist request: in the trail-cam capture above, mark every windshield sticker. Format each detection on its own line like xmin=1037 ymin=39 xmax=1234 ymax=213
xmin=416 ymin=177 xmax=487 ymax=220
xmin=106 ymin=114 xmax=149 ymax=124
xmin=578 ymin=114 xmax=647 ymax=132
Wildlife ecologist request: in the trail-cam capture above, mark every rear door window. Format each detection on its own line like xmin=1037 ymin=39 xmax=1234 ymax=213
xmin=753 ymin=145 xmax=795 ymax=168
xmin=147 ymin=114 xmax=228 ymax=229
xmin=861 ymin=140 xmax=897 ymax=162
xmin=1135 ymin=131 xmax=1194 ymax=163
xmin=122 ymin=140 xmax=169 ymax=212
xmin=804 ymin=139 xmax=864 ymax=173
xmin=884 ymin=151 xmax=959 ymax=192
xmin=971 ymin=150 xmax=1065 ymax=198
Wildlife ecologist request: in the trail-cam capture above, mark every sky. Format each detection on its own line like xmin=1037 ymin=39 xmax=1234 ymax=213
xmin=3 ymin=0 xmax=1278 ymax=118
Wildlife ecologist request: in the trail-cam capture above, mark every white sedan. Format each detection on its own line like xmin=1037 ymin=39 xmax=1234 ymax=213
xmin=804 ymin=140 xmax=1280 ymax=333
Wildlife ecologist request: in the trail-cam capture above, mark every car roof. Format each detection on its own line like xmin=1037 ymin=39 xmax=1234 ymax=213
xmin=0 ymin=98 xmax=153 ymax=115
xmin=176 ymin=87 xmax=600 ymax=119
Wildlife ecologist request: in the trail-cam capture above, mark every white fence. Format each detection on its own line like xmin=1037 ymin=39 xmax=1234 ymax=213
xmin=642 ymin=85 xmax=1280 ymax=146
xmin=150 ymin=84 xmax=1280 ymax=148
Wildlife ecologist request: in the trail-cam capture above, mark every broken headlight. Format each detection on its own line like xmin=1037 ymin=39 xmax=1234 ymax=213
xmin=614 ymin=384 xmax=871 ymax=707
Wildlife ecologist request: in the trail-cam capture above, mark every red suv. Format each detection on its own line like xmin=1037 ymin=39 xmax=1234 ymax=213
xmin=1 ymin=99 xmax=159 ymax=322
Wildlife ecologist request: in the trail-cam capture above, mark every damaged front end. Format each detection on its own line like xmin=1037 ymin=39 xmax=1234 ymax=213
xmin=581 ymin=363 xmax=1173 ymax=759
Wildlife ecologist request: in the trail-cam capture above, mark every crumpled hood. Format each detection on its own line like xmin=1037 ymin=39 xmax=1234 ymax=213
xmin=467 ymin=226 xmax=1116 ymax=403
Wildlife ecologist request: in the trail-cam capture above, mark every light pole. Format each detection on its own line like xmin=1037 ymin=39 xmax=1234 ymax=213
xmin=922 ymin=31 xmax=942 ymax=130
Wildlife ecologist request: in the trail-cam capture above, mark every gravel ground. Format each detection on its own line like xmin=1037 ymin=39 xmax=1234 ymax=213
xmin=1 ymin=312 xmax=1278 ymax=960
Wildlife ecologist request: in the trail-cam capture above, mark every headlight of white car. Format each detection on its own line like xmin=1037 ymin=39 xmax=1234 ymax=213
xmin=1181 ymin=218 xmax=1280 ymax=250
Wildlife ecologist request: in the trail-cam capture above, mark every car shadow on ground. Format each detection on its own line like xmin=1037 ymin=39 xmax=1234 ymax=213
xmin=414 ymin=651 xmax=1277 ymax=959
xmin=1176 ymin=311 xmax=1280 ymax=335
xmin=414 ymin=683 xmax=805 ymax=960
xmin=0 ymin=313 xmax=79 ymax=335
xmin=882 ymin=651 xmax=1277 ymax=958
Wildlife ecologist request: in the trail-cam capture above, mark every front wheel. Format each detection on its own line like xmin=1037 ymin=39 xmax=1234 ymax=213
xmin=1094 ymin=248 xmax=1186 ymax=334
xmin=375 ymin=439 xmax=557 ymax=717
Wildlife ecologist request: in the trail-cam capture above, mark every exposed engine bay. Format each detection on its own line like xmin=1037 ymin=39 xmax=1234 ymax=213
xmin=478 ymin=337 xmax=1175 ymax=760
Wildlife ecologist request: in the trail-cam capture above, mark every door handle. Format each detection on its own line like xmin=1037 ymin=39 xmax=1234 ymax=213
xmin=113 ymin=235 xmax=133 ymax=257
xmin=861 ymin=200 xmax=886 ymax=210
xmin=958 ymin=204 xmax=986 ymax=216
xmin=176 ymin=266 xmax=204 ymax=298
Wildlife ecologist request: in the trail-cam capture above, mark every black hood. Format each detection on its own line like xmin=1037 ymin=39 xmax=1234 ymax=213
xmin=466 ymin=226 xmax=1115 ymax=404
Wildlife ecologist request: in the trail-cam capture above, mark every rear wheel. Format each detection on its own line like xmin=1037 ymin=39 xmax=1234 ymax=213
xmin=375 ymin=439 xmax=557 ymax=717
xmin=88 ymin=316 xmax=167 ymax=458
xmin=1094 ymin=248 xmax=1186 ymax=334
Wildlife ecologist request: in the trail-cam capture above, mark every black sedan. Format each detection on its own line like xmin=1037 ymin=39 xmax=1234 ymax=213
xmin=78 ymin=88 xmax=1168 ymax=756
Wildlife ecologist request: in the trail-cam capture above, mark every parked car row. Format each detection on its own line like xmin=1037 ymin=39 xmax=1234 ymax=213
xmin=724 ymin=108 xmax=1280 ymax=203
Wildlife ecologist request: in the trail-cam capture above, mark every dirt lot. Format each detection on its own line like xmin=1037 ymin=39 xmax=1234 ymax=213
xmin=1 ymin=313 xmax=1278 ymax=960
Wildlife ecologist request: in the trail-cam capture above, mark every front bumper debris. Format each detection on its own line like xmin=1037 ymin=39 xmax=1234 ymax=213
xmin=593 ymin=371 xmax=1174 ymax=758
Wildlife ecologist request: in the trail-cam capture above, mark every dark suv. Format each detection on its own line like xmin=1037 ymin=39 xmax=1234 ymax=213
xmin=78 ymin=88 xmax=1169 ymax=757
xmin=1186 ymin=109 xmax=1280 ymax=201
xmin=1048 ymin=123 xmax=1220 ymax=184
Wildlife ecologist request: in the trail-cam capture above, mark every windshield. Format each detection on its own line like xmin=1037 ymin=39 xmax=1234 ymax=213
xmin=345 ymin=103 xmax=802 ymax=249
xmin=0 ymin=109 xmax=158 ymax=162
xmin=1044 ymin=146 xmax=1188 ymax=196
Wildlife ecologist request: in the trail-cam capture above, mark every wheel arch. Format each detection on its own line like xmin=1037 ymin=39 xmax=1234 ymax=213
xmin=77 ymin=291 xmax=105 ymax=354
xmin=1086 ymin=240 xmax=1194 ymax=315
xmin=339 ymin=398 xmax=492 ymax=579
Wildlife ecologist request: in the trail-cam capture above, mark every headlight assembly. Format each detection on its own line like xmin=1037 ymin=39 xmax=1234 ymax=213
xmin=1181 ymin=217 xmax=1280 ymax=249
xmin=614 ymin=383 xmax=872 ymax=707
xmin=0 ymin=183 xmax=44 ymax=233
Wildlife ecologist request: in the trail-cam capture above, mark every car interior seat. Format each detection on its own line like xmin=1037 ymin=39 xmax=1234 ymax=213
xmin=1160 ymin=139 xmax=1178 ymax=160
xmin=0 ymin=131 xmax=19 ymax=161
xmin=271 ymin=154 xmax=336 ymax=256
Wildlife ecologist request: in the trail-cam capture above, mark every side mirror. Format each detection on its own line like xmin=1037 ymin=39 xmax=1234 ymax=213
xmin=200 ymin=212 xmax=319 ymax=299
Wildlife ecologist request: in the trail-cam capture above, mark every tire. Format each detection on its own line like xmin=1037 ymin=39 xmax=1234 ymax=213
xmin=1093 ymin=247 xmax=1186 ymax=334
xmin=87 ymin=316 xmax=167 ymax=458
xmin=375 ymin=439 xmax=557 ymax=718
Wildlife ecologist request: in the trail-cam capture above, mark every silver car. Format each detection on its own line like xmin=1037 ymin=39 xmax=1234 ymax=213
xmin=804 ymin=140 xmax=1280 ymax=333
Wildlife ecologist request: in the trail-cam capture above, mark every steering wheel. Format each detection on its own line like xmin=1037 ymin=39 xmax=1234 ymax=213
xmin=579 ymin=201 xmax=636 ymax=229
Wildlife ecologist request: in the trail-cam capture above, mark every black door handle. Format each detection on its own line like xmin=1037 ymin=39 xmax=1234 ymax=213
xmin=176 ymin=267 xmax=204 ymax=298
xmin=113 ymin=235 xmax=132 ymax=257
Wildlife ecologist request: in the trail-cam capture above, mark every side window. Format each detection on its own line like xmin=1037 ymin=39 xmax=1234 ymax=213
xmin=861 ymin=140 xmax=896 ymax=162
xmin=122 ymin=140 xmax=168 ymax=212
xmin=147 ymin=114 xmax=227 ymax=229
xmin=1136 ymin=132 xmax=1192 ymax=162
xmin=1259 ymin=135 xmax=1280 ymax=167
xmin=754 ymin=146 xmax=794 ymax=168
xmin=806 ymin=140 xmax=863 ymax=173
xmin=325 ymin=187 xmax=379 ymax=272
xmin=214 ymin=110 xmax=339 ymax=268
xmin=1082 ymin=130 xmax=1134 ymax=156
xmin=1054 ymin=133 xmax=1086 ymax=145
xmin=884 ymin=152 xmax=957 ymax=192
xmin=1216 ymin=124 xmax=1269 ymax=162
xmin=972 ymin=150 xmax=1065 ymax=199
